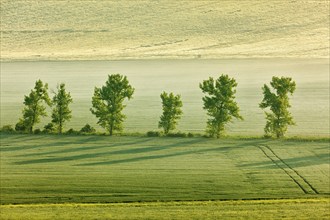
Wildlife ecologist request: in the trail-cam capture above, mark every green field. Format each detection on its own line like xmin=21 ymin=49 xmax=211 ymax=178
xmin=1 ymin=0 xmax=329 ymax=219
xmin=1 ymin=199 xmax=329 ymax=220
xmin=1 ymin=134 xmax=329 ymax=218
xmin=1 ymin=134 xmax=329 ymax=204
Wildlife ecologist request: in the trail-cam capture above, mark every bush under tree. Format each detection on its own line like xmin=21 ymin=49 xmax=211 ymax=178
xmin=43 ymin=122 xmax=55 ymax=134
xmin=15 ymin=120 xmax=26 ymax=132
xmin=80 ymin=124 xmax=96 ymax=133
xmin=1 ymin=125 xmax=14 ymax=133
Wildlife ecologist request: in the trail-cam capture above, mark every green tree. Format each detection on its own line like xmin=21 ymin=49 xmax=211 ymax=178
xmin=19 ymin=80 xmax=51 ymax=133
xmin=158 ymin=92 xmax=183 ymax=135
xmin=90 ymin=74 xmax=134 ymax=135
xmin=259 ymin=76 xmax=296 ymax=138
xmin=51 ymin=83 xmax=73 ymax=134
xmin=200 ymin=74 xmax=243 ymax=138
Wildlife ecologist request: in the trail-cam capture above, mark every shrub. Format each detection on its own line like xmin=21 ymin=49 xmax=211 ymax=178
xmin=166 ymin=132 xmax=187 ymax=137
xmin=187 ymin=132 xmax=194 ymax=137
xmin=43 ymin=123 xmax=55 ymax=134
xmin=1 ymin=125 xmax=14 ymax=133
xmin=34 ymin=129 xmax=42 ymax=134
xmin=15 ymin=121 xmax=26 ymax=132
xmin=146 ymin=131 xmax=161 ymax=137
xmin=65 ymin=128 xmax=80 ymax=135
xmin=263 ymin=134 xmax=272 ymax=139
xmin=80 ymin=124 xmax=96 ymax=134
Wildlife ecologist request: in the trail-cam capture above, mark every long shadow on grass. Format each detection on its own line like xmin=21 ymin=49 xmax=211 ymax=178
xmin=239 ymin=153 xmax=329 ymax=169
xmin=14 ymin=138 xmax=268 ymax=166
xmin=14 ymin=138 xmax=209 ymax=165
xmin=76 ymin=140 xmax=266 ymax=166
xmin=18 ymin=137 xmax=153 ymax=157
xmin=1 ymin=135 xmax=120 ymax=152
xmin=76 ymin=148 xmax=227 ymax=166
xmin=0 ymin=135 xmax=52 ymax=151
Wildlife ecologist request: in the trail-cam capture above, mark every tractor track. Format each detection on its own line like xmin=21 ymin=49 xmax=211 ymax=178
xmin=257 ymin=145 xmax=318 ymax=195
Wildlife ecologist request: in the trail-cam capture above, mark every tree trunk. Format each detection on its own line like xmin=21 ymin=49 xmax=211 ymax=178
xmin=109 ymin=123 xmax=113 ymax=136
xmin=216 ymin=122 xmax=221 ymax=139
xmin=276 ymin=132 xmax=282 ymax=138
xmin=30 ymin=112 xmax=35 ymax=134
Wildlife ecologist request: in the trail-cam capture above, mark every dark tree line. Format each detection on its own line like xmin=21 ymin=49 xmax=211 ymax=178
xmin=14 ymin=74 xmax=296 ymax=138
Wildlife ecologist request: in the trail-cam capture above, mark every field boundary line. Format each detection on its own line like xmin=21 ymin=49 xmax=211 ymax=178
xmin=264 ymin=145 xmax=319 ymax=194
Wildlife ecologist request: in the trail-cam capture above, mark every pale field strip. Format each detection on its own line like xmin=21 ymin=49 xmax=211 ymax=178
xmin=0 ymin=1 xmax=329 ymax=60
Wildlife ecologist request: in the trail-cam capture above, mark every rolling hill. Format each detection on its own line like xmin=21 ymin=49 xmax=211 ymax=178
xmin=1 ymin=1 xmax=329 ymax=60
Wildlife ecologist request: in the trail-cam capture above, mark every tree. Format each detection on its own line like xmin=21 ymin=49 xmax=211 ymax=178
xmin=158 ymin=92 xmax=183 ymax=135
xmin=200 ymin=74 xmax=243 ymax=138
xmin=90 ymin=74 xmax=134 ymax=135
xmin=51 ymin=83 xmax=73 ymax=134
xmin=259 ymin=76 xmax=296 ymax=138
xmin=19 ymin=80 xmax=51 ymax=133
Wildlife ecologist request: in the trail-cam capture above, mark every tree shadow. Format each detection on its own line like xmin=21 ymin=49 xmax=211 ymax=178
xmin=76 ymin=146 xmax=230 ymax=166
xmin=1 ymin=135 xmax=126 ymax=152
xmin=18 ymin=137 xmax=153 ymax=157
xmin=13 ymin=138 xmax=207 ymax=165
xmin=76 ymin=139 xmax=266 ymax=166
xmin=12 ymin=137 xmax=268 ymax=166
xmin=239 ymin=153 xmax=330 ymax=169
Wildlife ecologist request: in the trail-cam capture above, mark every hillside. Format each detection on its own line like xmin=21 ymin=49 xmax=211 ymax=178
xmin=1 ymin=1 xmax=329 ymax=60
xmin=1 ymin=134 xmax=329 ymax=204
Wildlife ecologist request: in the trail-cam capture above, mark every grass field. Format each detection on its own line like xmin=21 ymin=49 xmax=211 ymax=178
xmin=1 ymin=134 xmax=329 ymax=204
xmin=1 ymin=1 xmax=329 ymax=219
xmin=1 ymin=199 xmax=329 ymax=220
xmin=1 ymin=1 xmax=329 ymax=60
xmin=1 ymin=134 xmax=329 ymax=219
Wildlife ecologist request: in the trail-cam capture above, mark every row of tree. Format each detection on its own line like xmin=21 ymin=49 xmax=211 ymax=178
xmin=15 ymin=74 xmax=296 ymax=138
xmin=16 ymin=81 xmax=73 ymax=134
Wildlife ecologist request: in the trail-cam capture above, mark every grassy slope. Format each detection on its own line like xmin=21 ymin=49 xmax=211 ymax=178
xmin=1 ymin=134 xmax=329 ymax=204
xmin=1 ymin=1 xmax=329 ymax=60
xmin=1 ymin=199 xmax=329 ymax=220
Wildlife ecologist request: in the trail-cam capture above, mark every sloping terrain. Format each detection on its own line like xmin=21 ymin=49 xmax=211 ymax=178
xmin=1 ymin=1 xmax=329 ymax=60
xmin=1 ymin=134 xmax=329 ymax=204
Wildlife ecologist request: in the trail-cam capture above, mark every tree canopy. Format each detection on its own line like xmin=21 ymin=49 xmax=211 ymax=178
xmin=19 ymin=80 xmax=51 ymax=133
xmin=260 ymin=76 xmax=296 ymax=138
xmin=200 ymin=74 xmax=243 ymax=138
xmin=158 ymin=92 xmax=183 ymax=135
xmin=51 ymin=83 xmax=73 ymax=134
xmin=90 ymin=74 xmax=134 ymax=135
